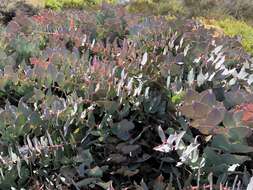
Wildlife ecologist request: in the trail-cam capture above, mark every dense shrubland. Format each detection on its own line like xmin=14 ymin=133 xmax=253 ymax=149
xmin=127 ymin=0 xmax=253 ymax=22
xmin=1 ymin=1 xmax=253 ymax=190
xmin=127 ymin=0 xmax=253 ymax=55
xmin=199 ymin=17 xmax=253 ymax=56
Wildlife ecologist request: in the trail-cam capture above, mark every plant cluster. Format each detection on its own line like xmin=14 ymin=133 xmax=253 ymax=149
xmin=127 ymin=0 xmax=186 ymax=16
xmin=128 ymin=0 xmax=253 ymax=22
xmin=184 ymin=0 xmax=253 ymax=22
xmin=1 ymin=4 xmax=253 ymax=189
xmin=44 ymin=0 xmax=117 ymax=10
xmin=127 ymin=0 xmax=253 ymax=57
xmin=199 ymin=17 xmax=253 ymax=55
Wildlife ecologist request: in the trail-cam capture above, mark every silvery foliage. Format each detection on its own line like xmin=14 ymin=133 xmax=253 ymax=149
xmin=154 ymin=126 xmax=205 ymax=170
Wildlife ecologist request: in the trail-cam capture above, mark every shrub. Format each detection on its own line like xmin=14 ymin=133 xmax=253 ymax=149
xmin=1 ymin=5 xmax=253 ymax=189
xmin=128 ymin=0 xmax=253 ymax=24
xmin=200 ymin=17 xmax=253 ymax=55
xmin=127 ymin=0 xmax=186 ymax=16
xmin=44 ymin=0 xmax=117 ymax=10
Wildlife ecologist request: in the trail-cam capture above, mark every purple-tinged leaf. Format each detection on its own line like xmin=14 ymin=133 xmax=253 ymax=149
xmin=205 ymin=108 xmax=225 ymax=126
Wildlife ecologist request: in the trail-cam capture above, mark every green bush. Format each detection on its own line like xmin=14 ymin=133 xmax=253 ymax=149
xmin=44 ymin=0 xmax=116 ymax=10
xmin=201 ymin=17 xmax=253 ymax=55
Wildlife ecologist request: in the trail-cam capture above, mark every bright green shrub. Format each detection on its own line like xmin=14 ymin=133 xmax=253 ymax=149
xmin=44 ymin=0 xmax=63 ymax=9
xmin=44 ymin=0 xmax=117 ymax=10
xmin=44 ymin=0 xmax=94 ymax=10
xmin=203 ymin=17 xmax=253 ymax=55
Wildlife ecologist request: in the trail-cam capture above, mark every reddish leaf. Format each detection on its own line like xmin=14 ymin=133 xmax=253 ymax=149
xmin=30 ymin=58 xmax=50 ymax=69
xmin=235 ymin=103 xmax=253 ymax=126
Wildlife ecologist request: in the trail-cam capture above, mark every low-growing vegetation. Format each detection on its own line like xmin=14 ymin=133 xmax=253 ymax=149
xmin=200 ymin=17 xmax=253 ymax=55
xmin=1 ymin=1 xmax=253 ymax=190
xmin=44 ymin=0 xmax=117 ymax=10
